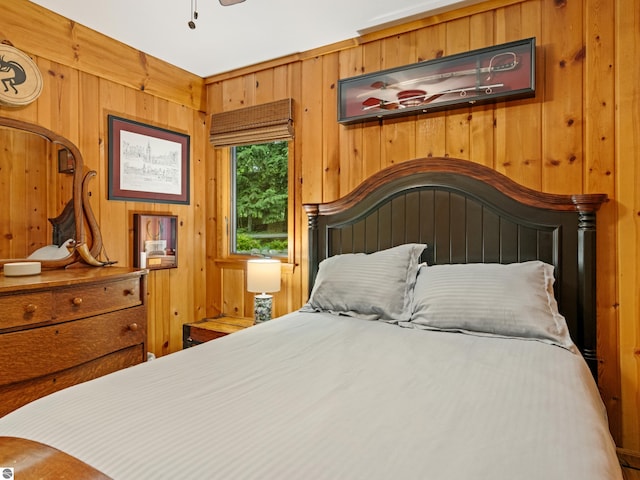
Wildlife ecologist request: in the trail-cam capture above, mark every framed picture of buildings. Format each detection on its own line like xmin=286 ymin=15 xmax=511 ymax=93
xmin=108 ymin=115 xmax=190 ymax=205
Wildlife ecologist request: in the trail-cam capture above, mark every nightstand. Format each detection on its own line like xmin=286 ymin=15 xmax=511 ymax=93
xmin=182 ymin=316 xmax=254 ymax=348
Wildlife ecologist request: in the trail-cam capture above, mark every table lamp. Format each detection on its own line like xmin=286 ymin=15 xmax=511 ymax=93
xmin=247 ymin=258 xmax=281 ymax=324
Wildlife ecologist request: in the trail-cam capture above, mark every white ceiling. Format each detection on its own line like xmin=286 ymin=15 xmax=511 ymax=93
xmin=28 ymin=0 xmax=482 ymax=78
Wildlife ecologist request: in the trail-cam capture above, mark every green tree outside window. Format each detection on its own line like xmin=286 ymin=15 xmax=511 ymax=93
xmin=233 ymin=141 xmax=288 ymax=256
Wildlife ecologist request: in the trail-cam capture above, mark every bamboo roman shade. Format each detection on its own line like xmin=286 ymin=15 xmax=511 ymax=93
xmin=210 ymin=98 xmax=294 ymax=147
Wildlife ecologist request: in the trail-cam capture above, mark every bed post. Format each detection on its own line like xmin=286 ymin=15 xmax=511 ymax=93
xmin=304 ymin=204 xmax=319 ymax=296
xmin=572 ymin=195 xmax=606 ymax=382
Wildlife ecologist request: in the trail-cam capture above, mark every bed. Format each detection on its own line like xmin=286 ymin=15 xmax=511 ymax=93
xmin=0 ymin=157 xmax=621 ymax=479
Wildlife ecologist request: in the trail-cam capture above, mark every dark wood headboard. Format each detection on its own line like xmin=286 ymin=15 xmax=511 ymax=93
xmin=304 ymin=157 xmax=607 ymax=380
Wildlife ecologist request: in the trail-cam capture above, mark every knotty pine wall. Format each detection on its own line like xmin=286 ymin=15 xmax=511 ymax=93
xmin=206 ymin=0 xmax=638 ymax=449
xmin=0 ymin=0 xmax=637 ymax=450
xmin=1 ymin=0 xmax=209 ymax=358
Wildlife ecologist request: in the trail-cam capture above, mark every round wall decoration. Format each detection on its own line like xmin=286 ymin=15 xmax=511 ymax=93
xmin=0 ymin=43 xmax=43 ymax=107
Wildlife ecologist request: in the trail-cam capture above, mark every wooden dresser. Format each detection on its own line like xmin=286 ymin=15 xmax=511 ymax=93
xmin=0 ymin=267 xmax=147 ymax=417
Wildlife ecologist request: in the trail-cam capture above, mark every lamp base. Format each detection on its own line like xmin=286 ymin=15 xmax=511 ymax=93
xmin=253 ymin=294 xmax=273 ymax=324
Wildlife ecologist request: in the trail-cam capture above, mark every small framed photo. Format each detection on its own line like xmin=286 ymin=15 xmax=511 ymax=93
xmin=133 ymin=213 xmax=178 ymax=270
xmin=57 ymin=148 xmax=74 ymax=174
xmin=108 ymin=115 xmax=190 ymax=204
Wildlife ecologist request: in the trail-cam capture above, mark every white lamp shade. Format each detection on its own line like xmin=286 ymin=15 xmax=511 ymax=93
xmin=247 ymin=259 xmax=281 ymax=293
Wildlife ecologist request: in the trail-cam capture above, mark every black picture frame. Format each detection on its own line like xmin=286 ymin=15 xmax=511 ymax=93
xmin=133 ymin=213 xmax=178 ymax=270
xmin=338 ymin=37 xmax=536 ymax=124
xmin=57 ymin=147 xmax=74 ymax=174
xmin=108 ymin=115 xmax=190 ymax=204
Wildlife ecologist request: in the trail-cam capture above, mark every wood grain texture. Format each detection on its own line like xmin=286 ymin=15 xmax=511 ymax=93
xmin=0 ymin=1 xmax=208 ymax=358
xmin=0 ymin=436 xmax=110 ymax=479
xmin=0 ymin=0 xmax=637 ymax=451
xmin=0 ymin=346 xmax=143 ymax=417
xmin=0 ymin=268 xmax=147 ymax=416
xmin=619 ymin=449 xmax=640 ymax=480
xmin=616 ymin=0 xmax=640 ymax=450
xmin=1 ymin=0 xmax=203 ymax=110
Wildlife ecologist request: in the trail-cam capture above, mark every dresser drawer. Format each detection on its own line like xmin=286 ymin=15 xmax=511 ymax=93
xmin=54 ymin=277 xmax=142 ymax=321
xmin=0 ymin=291 xmax=53 ymax=331
xmin=0 ymin=344 xmax=144 ymax=417
xmin=0 ymin=306 xmax=145 ymax=386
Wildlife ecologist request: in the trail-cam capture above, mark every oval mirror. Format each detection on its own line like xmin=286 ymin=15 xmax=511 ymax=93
xmin=0 ymin=116 xmax=109 ymax=270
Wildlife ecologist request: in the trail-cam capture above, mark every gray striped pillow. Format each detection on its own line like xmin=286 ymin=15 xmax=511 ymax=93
xmin=409 ymin=261 xmax=577 ymax=352
xmin=301 ymin=243 xmax=426 ymax=322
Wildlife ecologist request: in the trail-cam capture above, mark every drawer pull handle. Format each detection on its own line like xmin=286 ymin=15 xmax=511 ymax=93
xmin=24 ymin=303 xmax=38 ymax=314
xmin=72 ymin=297 xmax=83 ymax=306
xmin=128 ymin=323 xmax=139 ymax=331
xmin=124 ymin=289 xmax=134 ymax=296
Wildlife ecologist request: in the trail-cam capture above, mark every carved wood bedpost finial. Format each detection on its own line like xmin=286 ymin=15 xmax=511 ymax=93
xmin=304 ymin=204 xmax=319 ymax=230
xmin=303 ymin=204 xmax=320 ymax=295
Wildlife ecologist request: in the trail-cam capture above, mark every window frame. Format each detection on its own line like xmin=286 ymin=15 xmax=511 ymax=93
xmin=225 ymin=140 xmax=295 ymax=264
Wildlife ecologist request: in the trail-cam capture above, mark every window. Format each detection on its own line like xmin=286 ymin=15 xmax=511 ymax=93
xmin=231 ymin=141 xmax=288 ymax=257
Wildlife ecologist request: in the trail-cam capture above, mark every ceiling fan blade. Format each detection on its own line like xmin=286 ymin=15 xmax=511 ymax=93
xmin=219 ymin=0 xmax=245 ymax=5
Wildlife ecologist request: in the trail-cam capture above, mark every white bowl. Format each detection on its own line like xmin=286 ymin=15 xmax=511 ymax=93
xmin=4 ymin=261 xmax=42 ymax=276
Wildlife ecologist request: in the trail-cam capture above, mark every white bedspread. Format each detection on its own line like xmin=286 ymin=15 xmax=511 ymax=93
xmin=0 ymin=311 xmax=622 ymax=479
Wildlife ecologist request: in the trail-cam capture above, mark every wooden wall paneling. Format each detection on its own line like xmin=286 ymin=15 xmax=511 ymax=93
xmin=616 ymin=0 xmax=640 ymax=451
xmin=380 ymin=33 xmax=417 ymax=168
xmin=361 ymin=41 xmax=384 ymax=178
xmin=254 ymin=69 xmax=275 ymax=103
xmin=338 ymin=48 xmax=364 ymax=196
xmin=278 ymin=269 xmax=293 ymax=317
xmin=0 ymin=131 xmax=11 ymax=256
xmin=160 ymin=269 xmax=173 ymax=356
xmin=2 ymin=0 xmax=204 ymax=111
xmin=244 ymin=73 xmax=258 ymax=106
xmin=39 ymin=60 xmax=80 ymax=146
xmin=167 ymin=106 xmax=199 ymax=348
xmin=101 ymin=85 xmax=130 ymax=268
xmin=321 ymin=53 xmax=341 ymax=202
xmin=14 ymin=133 xmax=31 ymax=258
xmin=414 ymin=25 xmax=447 ymax=158
xmin=444 ymin=17 xmax=472 ymax=161
xmin=584 ymin=0 xmax=620 ymax=442
xmin=0 ymin=131 xmax=13 ymax=257
xmin=541 ymin=0 xmax=584 ymax=194
xmin=221 ymin=76 xmax=251 ymax=111
xmin=148 ymin=269 xmax=172 ymax=356
xmin=494 ymin=2 xmax=543 ymax=188
xmin=78 ymin=72 xmax=103 ymax=257
xmin=300 ymin=57 xmax=324 ymax=204
xmin=36 ymin=59 xmax=79 ymax=235
xmin=36 ymin=133 xmax=58 ymax=251
xmin=467 ymin=10 xmax=496 ymax=168
xmin=216 ymin=148 xmax=232 ymax=315
xmin=287 ymin=61 xmax=305 ymax=307
xmin=217 ymin=74 xmax=251 ymax=318
xmin=210 ymin=146 xmax=227 ymax=317
xmin=190 ymin=111 xmax=209 ymax=324
xmin=169 ymin=214 xmax=192 ymax=348
xmin=223 ymin=267 xmax=245 ymax=317
xmin=75 ymin=25 xmax=198 ymax=108
xmin=206 ymin=81 xmax=224 ymax=316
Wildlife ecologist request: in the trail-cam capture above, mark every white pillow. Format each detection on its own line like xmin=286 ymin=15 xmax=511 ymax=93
xmin=409 ymin=261 xmax=577 ymax=352
xmin=300 ymin=243 xmax=426 ymax=322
